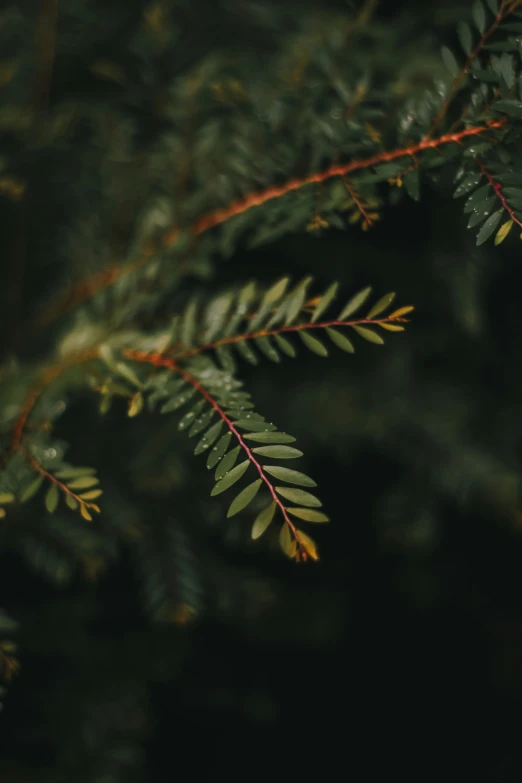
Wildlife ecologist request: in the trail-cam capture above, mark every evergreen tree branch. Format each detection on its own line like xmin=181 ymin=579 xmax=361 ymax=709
xmin=123 ymin=350 xmax=316 ymax=562
xmin=428 ymin=0 xmax=522 ymax=137
xmin=35 ymin=119 xmax=505 ymax=327
xmin=1 ymin=278 xmax=410 ymax=560
xmin=169 ymin=313 xmax=411 ymax=362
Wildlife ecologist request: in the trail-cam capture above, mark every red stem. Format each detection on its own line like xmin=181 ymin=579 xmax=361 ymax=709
xmin=187 ymin=122 xmax=506 ymax=236
xmin=476 ymin=158 xmax=522 ymax=230
xmin=123 ymin=350 xmax=304 ymax=547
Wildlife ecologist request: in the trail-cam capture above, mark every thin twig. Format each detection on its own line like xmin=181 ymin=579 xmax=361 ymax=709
xmin=170 ymin=314 xmax=410 ymax=361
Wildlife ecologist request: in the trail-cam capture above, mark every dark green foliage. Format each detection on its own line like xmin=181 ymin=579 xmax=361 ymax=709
xmin=0 ymin=274 xmax=409 ymax=565
xmin=3 ymin=0 xmax=522 ymax=779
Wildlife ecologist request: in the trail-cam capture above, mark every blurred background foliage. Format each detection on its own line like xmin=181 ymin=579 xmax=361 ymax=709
xmin=2 ymin=0 xmax=522 ymax=779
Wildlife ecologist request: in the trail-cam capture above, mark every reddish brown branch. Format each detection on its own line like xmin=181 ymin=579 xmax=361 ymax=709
xmin=188 ymin=122 xmax=505 ymax=233
xmin=8 ymin=386 xmax=46 ymax=457
xmin=37 ymin=120 xmax=505 ymax=327
xmin=123 ymin=350 xmax=310 ymax=558
xmin=476 ymin=158 xmax=522 ymax=231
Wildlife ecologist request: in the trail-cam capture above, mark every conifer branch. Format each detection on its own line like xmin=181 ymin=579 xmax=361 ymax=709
xmin=36 ymin=120 xmax=505 ymax=327
xmin=123 ymin=350 xmax=315 ymax=561
xmin=0 ymin=278 xmax=411 ymax=555
xmin=170 ymin=314 xmax=410 ymax=361
xmin=428 ymin=0 xmax=522 ymax=136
